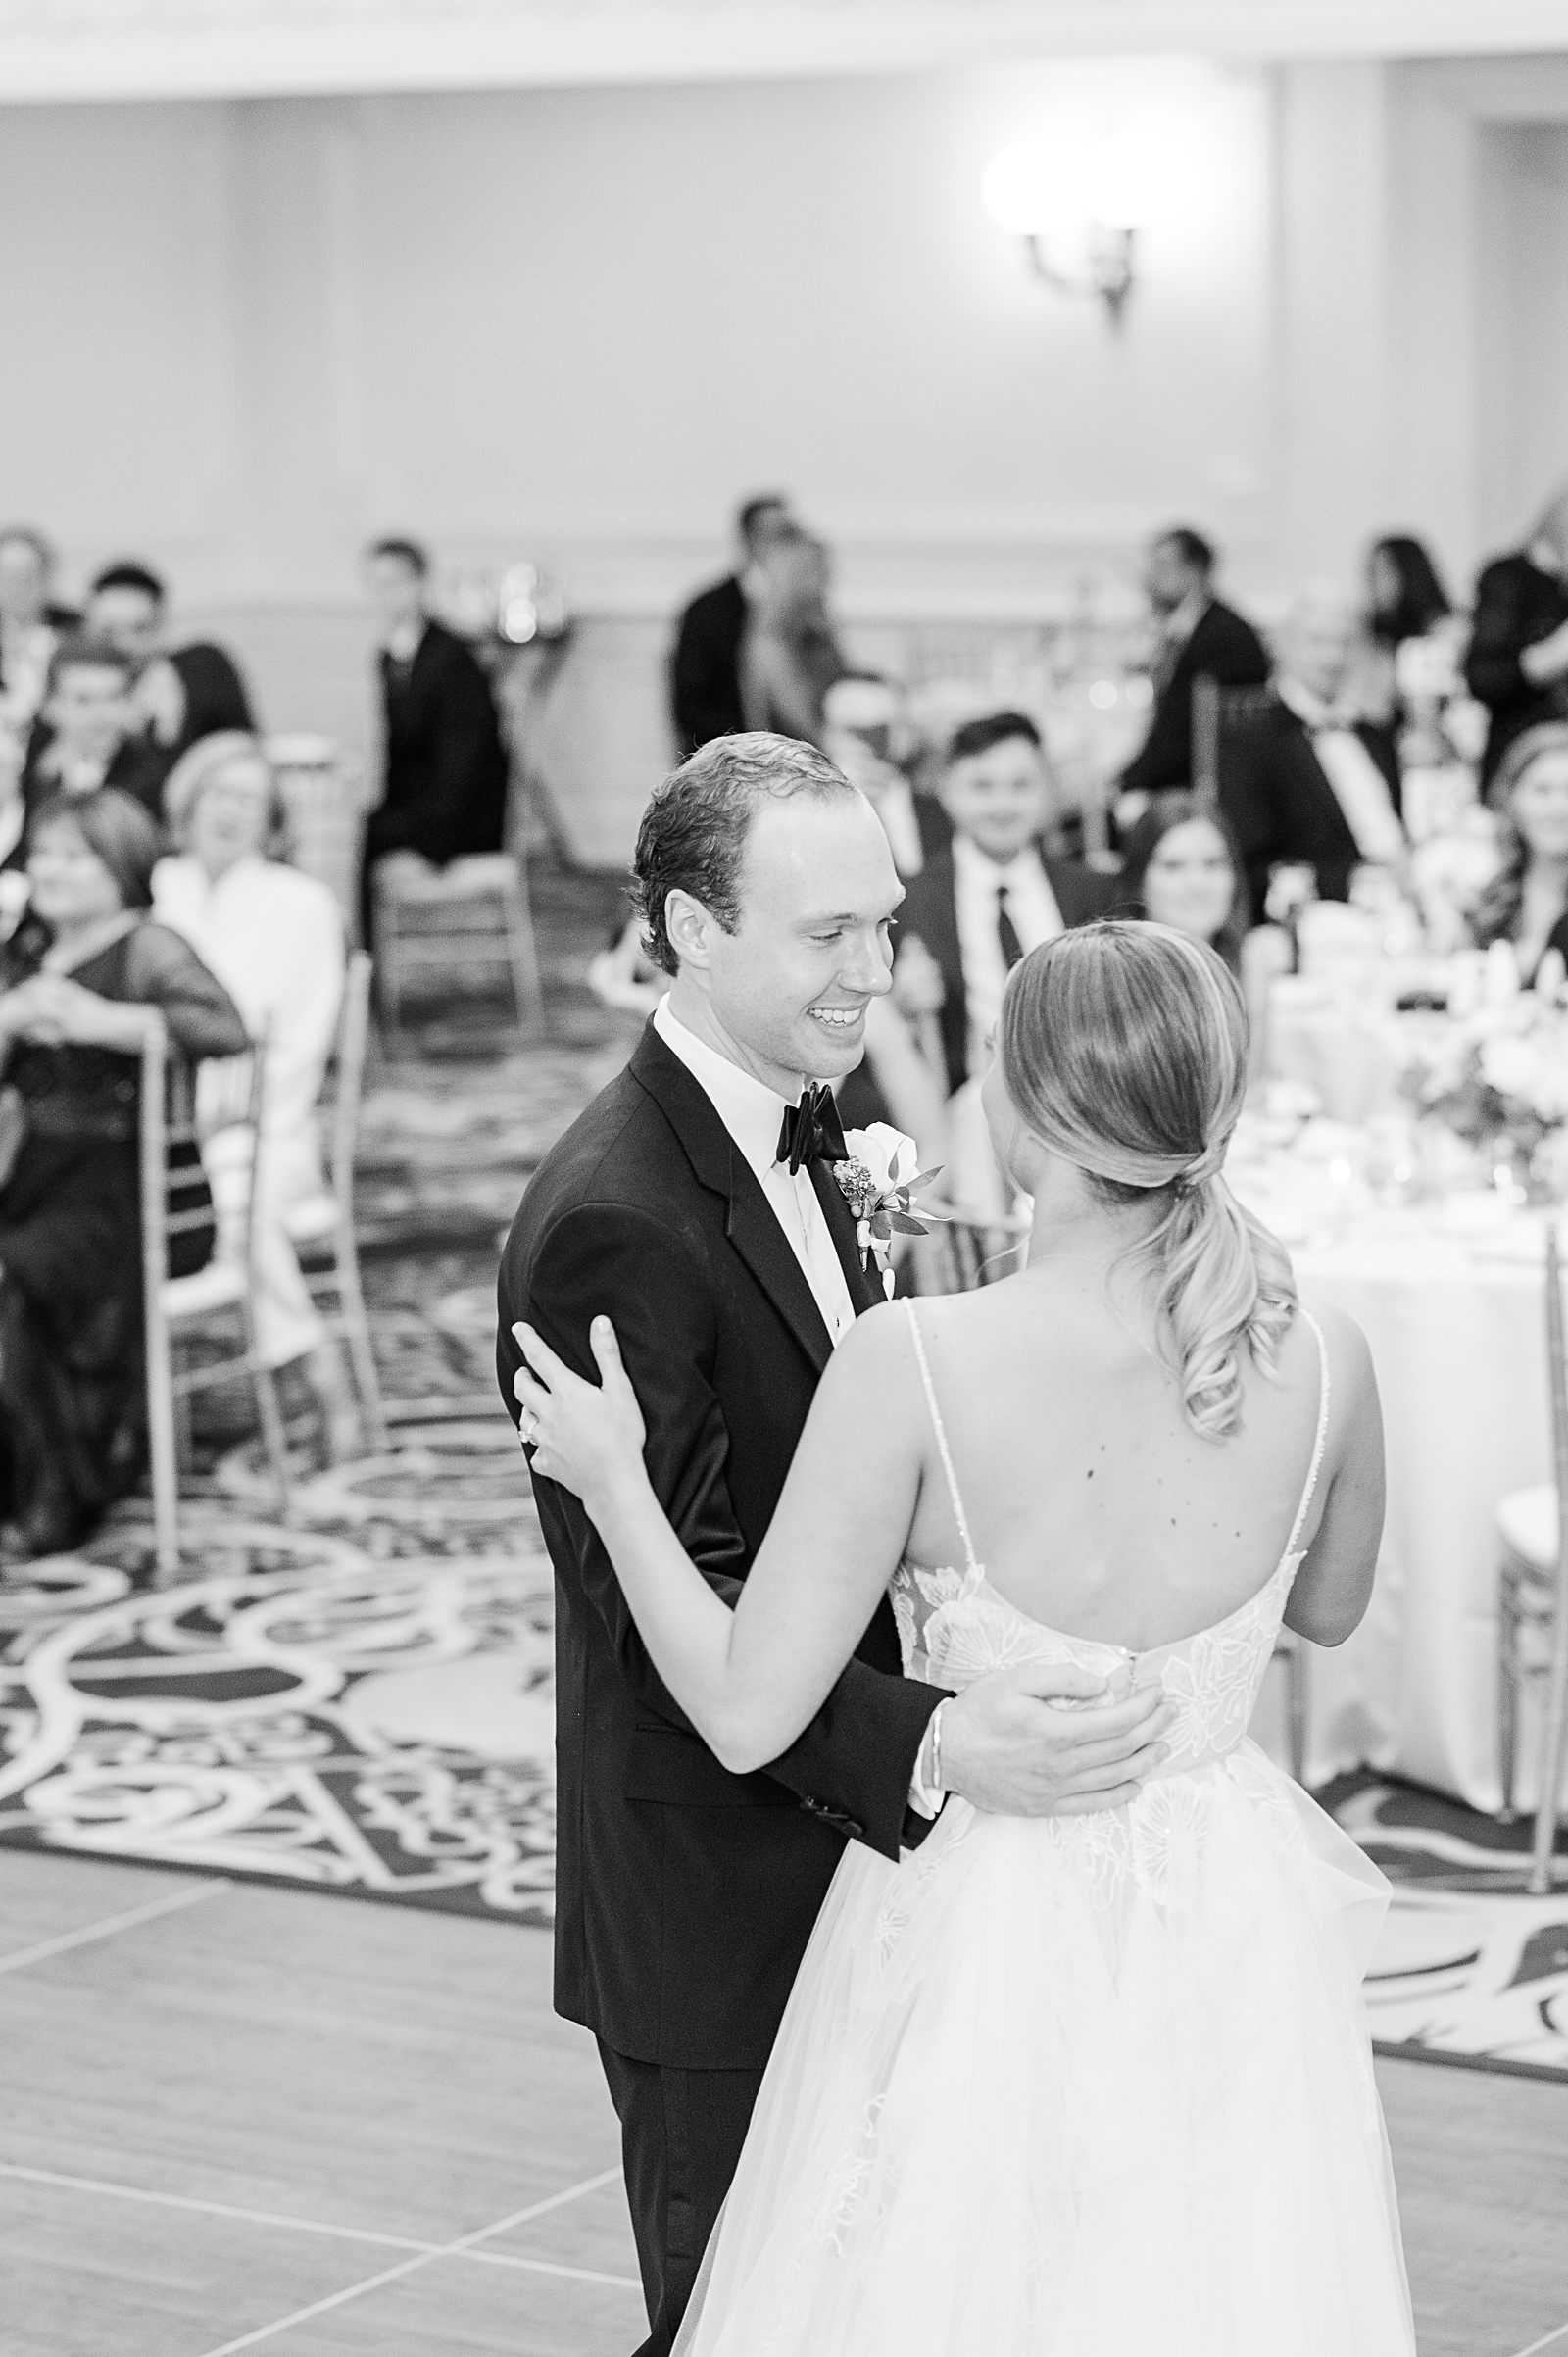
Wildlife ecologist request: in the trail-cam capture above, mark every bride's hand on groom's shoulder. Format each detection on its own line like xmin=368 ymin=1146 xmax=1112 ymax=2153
xmin=939 ymin=1663 xmax=1175 ymax=1819
xmin=512 ymin=1317 xmax=648 ymax=1509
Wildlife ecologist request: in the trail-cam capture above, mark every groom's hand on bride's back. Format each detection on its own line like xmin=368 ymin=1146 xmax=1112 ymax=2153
xmin=939 ymin=1664 xmax=1174 ymax=1817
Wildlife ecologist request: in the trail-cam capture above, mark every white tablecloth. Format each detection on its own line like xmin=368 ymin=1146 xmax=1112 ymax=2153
xmin=1242 ymin=1193 xmax=1558 ymax=1810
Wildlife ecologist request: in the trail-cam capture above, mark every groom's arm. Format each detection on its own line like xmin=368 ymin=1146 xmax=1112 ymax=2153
xmin=499 ymin=1197 xmax=943 ymax=1863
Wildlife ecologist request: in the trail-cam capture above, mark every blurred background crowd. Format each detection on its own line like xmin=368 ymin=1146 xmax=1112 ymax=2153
xmin=0 ymin=463 xmax=1563 ymax=1565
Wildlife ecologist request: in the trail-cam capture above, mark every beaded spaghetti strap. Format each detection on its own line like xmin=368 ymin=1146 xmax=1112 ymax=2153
xmin=903 ymin=1302 xmax=983 ymax=1585
xmin=1284 ymin=1310 xmax=1332 ymax=1558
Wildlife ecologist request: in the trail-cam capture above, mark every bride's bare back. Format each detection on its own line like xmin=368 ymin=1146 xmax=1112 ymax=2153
xmin=898 ymin=1266 xmax=1378 ymax=1656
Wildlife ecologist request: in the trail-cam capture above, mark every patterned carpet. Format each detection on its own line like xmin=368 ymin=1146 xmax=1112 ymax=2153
xmin=0 ymin=867 xmax=1563 ymax=2078
xmin=1330 ymin=1775 xmax=1568 ymax=2082
xmin=0 ymin=866 xmax=632 ymax=1930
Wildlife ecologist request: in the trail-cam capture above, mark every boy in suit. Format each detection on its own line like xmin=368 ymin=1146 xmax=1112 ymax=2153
xmin=360 ymin=535 xmax=510 ymax=944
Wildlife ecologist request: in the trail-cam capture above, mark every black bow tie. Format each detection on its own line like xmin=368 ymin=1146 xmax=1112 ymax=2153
xmin=776 ymin=1084 xmax=847 ymax=1175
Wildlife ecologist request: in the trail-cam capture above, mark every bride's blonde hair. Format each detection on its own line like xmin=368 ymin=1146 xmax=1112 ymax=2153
xmin=999 ymin=921 xmax=1296 ymax=1441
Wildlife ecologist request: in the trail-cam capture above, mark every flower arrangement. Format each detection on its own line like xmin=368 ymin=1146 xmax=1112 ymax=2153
xmin=1399 ymin=986 xmax=1568 ymax=1193
xmin=1408 ymin=809 xmax=1507 ymax=956
xmin=833 ymin=1123 xmax=945 ymax=1295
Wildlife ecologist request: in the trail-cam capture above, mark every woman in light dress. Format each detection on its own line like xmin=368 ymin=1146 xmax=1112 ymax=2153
xmin=153 ymin=731 xmax=356 ymax=1455
xmin=514 ymin=921 xmax=1415 ymax=2357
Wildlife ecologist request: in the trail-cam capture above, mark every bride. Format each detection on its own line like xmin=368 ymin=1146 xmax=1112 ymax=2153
xmin=512 ymin=921 xmax=1415 ymax=2356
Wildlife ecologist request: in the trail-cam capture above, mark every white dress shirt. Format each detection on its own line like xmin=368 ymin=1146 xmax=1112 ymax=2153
xmin=952 ymin=833 xmax=1065 ymax=1073
xmin=653 ymin=998 xmax=856 ymax=1347
xmin=1278 ymin=680 xmax=1405 ymax=866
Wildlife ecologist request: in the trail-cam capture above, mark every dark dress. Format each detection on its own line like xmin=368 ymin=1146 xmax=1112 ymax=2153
xmin=0 ymin=920 xmax=248 ymax=1550
xmin=1465 ymin=551 xmax=1568 ymax=790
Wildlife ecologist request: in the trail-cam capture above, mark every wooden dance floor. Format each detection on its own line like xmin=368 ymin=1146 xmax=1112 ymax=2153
xmin=1 ymin=1847 xmax=1565 ymax=2357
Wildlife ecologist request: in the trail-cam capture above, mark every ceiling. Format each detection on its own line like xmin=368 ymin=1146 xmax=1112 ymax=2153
xmin=0 ymin=0 xmax=1563 ymax=104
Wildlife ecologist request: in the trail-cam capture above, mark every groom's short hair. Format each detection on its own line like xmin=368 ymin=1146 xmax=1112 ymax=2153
xmin=633 ymin=731 xmax=856 ymax=975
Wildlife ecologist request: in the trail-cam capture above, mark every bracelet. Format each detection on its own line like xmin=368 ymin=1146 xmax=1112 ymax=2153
xmin=929 ymin=1698 xmax=949 ymax=1798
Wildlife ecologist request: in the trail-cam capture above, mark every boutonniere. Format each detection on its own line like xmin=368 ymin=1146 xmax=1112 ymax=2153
xmin=833 ymin=1122 xmax=945 ymax=1299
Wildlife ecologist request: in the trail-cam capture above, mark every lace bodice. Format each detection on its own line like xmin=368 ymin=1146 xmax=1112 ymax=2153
xmin=891 ymin=1304 xmax=1329 ymax=1784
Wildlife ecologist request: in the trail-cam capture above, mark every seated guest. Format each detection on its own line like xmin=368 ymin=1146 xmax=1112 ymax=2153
xmin=360 ymin=536 xmax=510 ymax=944
xmin=670 ymin=493 xmax=796 ymax=757
xmin=1466 ymin=484 xmax=1568 ymax=792
xmin=1115 ymin=792 xmax=1290 ymax=1072
xmin=1116 ymin=794 xmax=1250 ymax=971
xmin=1469 ymin=723 xmax=1568 ymax=984
xmin=0 ymin=526 xmax=78 ymax=756
xmin=153 ymin=734 xmax=356 ymax=1458
xmin=21 ymin=637 xmax=170 ymax=823
xmin=822 ymin=673 xmax=950 ymax=878
xmin=0 ymin=790 xmax=247 ymax=1556
xmin=1218 ymin=591 xmax=1403 ymax=914
xmin=86 ymin=560 xmax=256 ymax=775
xmin=895 ymin=711 xmax=1117 ymax=1101
xmin=1113 ymin=523 xmax=1270 ymax=826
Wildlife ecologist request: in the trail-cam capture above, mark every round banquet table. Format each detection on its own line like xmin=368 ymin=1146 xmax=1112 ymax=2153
xmin=1233 ymin=1177 xmax=1562 ymax=1813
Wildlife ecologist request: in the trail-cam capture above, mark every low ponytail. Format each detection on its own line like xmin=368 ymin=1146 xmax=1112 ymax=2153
xmin=1000 ymin=922 xmax=1298 ymax=1442
xmin=1138 ymin=1177 xmax=1297 ymax=1442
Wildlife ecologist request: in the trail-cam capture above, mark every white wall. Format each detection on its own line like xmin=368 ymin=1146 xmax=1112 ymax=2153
xmin=0 ymin=56 xmax=1563 ymax=860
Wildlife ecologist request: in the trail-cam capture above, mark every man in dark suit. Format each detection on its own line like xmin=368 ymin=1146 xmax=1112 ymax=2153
xmin=19 ymin=638 xmax=171 ymax=827
xmin=1114 ymin=524 xmax=1271 ymax=827
xmin=1466 ymin=485 xmax=1568 ymax=792
xmin=496 ymin=732 xmax=1168 ymax=2356
xmin=1218 ymin=593 xmax=1403 ymax=915
xmin=669 ymin=495 xmax=796 ymax=757
xmin=360 ymin=536 xmax=510 ymax=941
xmin=86 ymin=559 xmax=257 ymax=773
xmin=895 ymin=712 xmax=1119 ymax=1100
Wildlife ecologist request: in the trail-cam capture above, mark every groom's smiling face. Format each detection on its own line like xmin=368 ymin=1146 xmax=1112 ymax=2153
xmin=671 ymin=790 xmax=901 ymax=1096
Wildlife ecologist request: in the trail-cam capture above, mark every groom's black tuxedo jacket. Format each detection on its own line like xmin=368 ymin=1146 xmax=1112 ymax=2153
xmin=496 ymin=1022 xmax=944 ymax=2072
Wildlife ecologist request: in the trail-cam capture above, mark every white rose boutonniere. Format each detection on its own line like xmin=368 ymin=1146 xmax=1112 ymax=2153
xmin=833 ymin=1122 xmax=944 ymax=1298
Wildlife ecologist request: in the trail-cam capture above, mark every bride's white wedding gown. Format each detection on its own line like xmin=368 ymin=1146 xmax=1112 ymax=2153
xmin=673 ymin=1306 xmax=1417 ymax=2355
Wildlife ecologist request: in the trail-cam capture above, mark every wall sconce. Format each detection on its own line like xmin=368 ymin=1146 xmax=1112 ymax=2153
xmin=983 ymin=132 xmax=1146 ymax=330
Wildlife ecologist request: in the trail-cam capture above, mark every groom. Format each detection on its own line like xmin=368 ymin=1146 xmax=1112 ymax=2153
xmin=496 ymin=733 xmax=1171 ymax=2355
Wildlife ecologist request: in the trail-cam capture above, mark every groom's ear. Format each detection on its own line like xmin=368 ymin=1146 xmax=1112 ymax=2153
xmin=664 ymin=887 xmax=717 ymax=971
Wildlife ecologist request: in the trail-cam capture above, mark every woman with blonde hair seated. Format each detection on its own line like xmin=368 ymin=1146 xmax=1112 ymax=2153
xmin=153 ymin=732 xmax=357 ymax=1457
